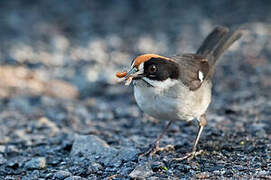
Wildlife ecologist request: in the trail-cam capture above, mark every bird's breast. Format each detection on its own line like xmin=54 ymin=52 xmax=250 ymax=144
xmin=133 ymin=80 xmax=212 ymax=121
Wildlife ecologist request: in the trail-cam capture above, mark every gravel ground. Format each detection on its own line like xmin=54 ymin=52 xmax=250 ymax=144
xmin=0 ymin=0 xmax=271 ymax=179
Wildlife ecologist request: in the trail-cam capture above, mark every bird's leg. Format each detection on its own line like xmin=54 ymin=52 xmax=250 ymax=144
xmin=139 ymin=120 xmax=174 ymax=158
xmin=173 ymin=114 xmax=207 ymax=161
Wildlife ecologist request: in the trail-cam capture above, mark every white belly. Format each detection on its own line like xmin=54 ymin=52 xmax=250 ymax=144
xmin=133 ymin=80 xmax=212 ymax=121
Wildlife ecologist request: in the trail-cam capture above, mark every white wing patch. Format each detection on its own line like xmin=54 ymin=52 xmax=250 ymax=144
xmin=198 ymin=71 xmax=204 ymax=82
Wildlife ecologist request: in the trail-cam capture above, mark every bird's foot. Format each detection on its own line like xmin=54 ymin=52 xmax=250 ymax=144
xmin=139 ymin=143 xmax=175 ymax=159
xmin=172 ymin=149 xmax=203 ymax=162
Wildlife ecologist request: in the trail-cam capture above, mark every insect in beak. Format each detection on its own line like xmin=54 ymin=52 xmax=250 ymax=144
xmin=124 ymin=67 xmax=138 ymax=79
xmin=116 ymin=67 xmax=138 ymax=86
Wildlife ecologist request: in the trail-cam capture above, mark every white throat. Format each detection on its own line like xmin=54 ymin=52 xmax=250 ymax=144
xmin=142 ymin=77 xmax=178 ymax=90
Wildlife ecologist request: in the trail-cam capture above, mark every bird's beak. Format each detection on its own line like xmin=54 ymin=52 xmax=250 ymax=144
xmin=122 ymin=67 xmax=140 ymax=86
xmin=115 ymin=66 xmax=142 ymax=85
xmin=124 ymin=67 xmax=138 ymax=79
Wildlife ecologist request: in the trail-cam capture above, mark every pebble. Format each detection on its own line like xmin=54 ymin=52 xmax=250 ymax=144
xmin=70 ymin=134 xmax=117 ymax=166
xmin=53 ymin=170 xmax=72 ymax=180
xmin=0 ymin=154 xmax=7 ymax=165
xmin=22 ymin=170 xmax=40 ymax=180
xmin=196 ymin=172 xmax=211 ymax=179
xmin=6 ymin=158 xmax=20 ymax=169
xmin=89 ymin=162 xmax=103 ymax=173
xmin=64 ymin=176 xmax=87 ymax=180
xmin=151 ymin=161 xmax=166 ymax=172
xmin=117 ymin=147 xmax=140 ymax=162
xmin=177 ymin=164 xmax=191 ymax=173
xmin=4 ymin=176 xmax=18 ymax=180
xmin=70 ymin=134 xmax=140 ymax=168
xmin=8 ymin=97 xmax=32 ymax=113
xmin=24 ymin=157 xmax=46 ymax=170
xmin=0 ymin=145 xmax=5 ymax=153
xmin=5 ymin=145 xmax=20 ymax=154
xmin=129 ymin=163 xmax=153 ymax=179
xmin=255 ymin=170 xmax=270 ymax=178
xmin=114 ymin=106 xmax=140 ymax=118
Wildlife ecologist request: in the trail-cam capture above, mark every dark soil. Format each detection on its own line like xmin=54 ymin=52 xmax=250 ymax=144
xmin=0 ymin=0 xmax=270 ymax=179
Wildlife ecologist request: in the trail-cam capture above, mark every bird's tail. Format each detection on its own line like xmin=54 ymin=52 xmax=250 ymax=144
xmin=196 ymin=26 xmax=243 ymax=67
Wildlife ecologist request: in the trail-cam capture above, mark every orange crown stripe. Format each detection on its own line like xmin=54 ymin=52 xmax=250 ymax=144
xmin=132 ymin=54 xmax=171 ymax=68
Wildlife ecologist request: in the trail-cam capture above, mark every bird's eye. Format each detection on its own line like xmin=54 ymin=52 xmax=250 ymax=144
xmin=148 ymin=65 xmax=157 ymax=73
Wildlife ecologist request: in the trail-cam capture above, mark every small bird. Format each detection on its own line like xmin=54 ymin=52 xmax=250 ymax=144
xmin=116 ymin=26 xmax=242 ymax=161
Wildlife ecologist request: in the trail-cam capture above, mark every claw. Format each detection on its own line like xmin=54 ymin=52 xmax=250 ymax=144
xmin=149 ymin=144 xmax=175 ymax=157
xmin=139 ymin=144 xmax=175 ymax=159
xmin=171 ymin=150 xmax=203 ymax=162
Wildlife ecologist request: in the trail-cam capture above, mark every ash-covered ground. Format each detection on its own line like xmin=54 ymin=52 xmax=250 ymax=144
xmin=0 ymin=1 xmax=271 ymax=179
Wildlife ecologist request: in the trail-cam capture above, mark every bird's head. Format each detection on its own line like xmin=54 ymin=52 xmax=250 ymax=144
xmin=116 ymin=54 xmax=179 ymax=88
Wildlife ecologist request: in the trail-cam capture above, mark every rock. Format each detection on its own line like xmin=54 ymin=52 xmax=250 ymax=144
xmin=117 ymin=147 xmax=140 ymax=162
xmin=38 ymin=117 xmax=59 ymax=135
xmin=64 ymin=176 xmax=87 ymax=180
xmin=53 ymin=170 xmax=72 ymax=180
xmin=255 ymin=170 xmax=270 ymax=178
xmin=70 ymin=135 xmax=140 ymax=167
xmin=96 ymin=111 xmax=114 ymax=120
xmin=251 ymin=123 xmax=267 ymax=138
xmin=196 ymin=172 xmax=211 ymax=179
xmin=5 ymin=156 xmax=27 ymax=172
xmin=151 ymin=161 xmax=166 ymax=172
xmin=0 ymin=145 xmax=5 ymax=153
xmin=129 ymin=163 xmax=153 ymax=179
xmin=8 ymin=97 xmax=32 ymax=113
xmin=22 ymin=170 xmax=40 ymax=180
xmin=5 ymin=145 xmax=20 ymax=154
xmin=118 ymin=161 xmax=137 ymax=176
xmin=0 ymin=66 xmax=78 ymax=99
xmin=6 ymin=159 xmax=19 ymax=169
xmin=70 ymin=135 xmax=117 ymax=166
xmin=89 ymin=162 xmax=103 ymax=173
xmin=115 ymin=106 xmax=140 ymax=118
xmin=177 ymin=164 xmax=191 ymax=173
xmin=45 ymin=80 xmax=79 ymax=99
xmin=0 ymin=154 xmax=7 ymax=165
xmin=24 ymin=157 xmax=46 ymax=170
xmin=4 ymin=176 xmax=18 ymax=180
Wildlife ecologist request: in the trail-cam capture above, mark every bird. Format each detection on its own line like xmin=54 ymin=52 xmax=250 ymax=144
xmin=116 ymin=26 xmax=242 ymax=161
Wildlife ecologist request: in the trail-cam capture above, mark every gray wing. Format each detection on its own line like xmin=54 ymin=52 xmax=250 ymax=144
xmin=170 ymin=26 xmax=242 ymax=91
xmin=171 ymin=54 xmax=210 ymax=91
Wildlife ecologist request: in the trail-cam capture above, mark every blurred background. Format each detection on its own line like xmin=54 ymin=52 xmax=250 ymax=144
xmin=0 ymin=0 xmax=271 ymax=99
xmin=0 ymin=0 xmax=271 ymax=178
